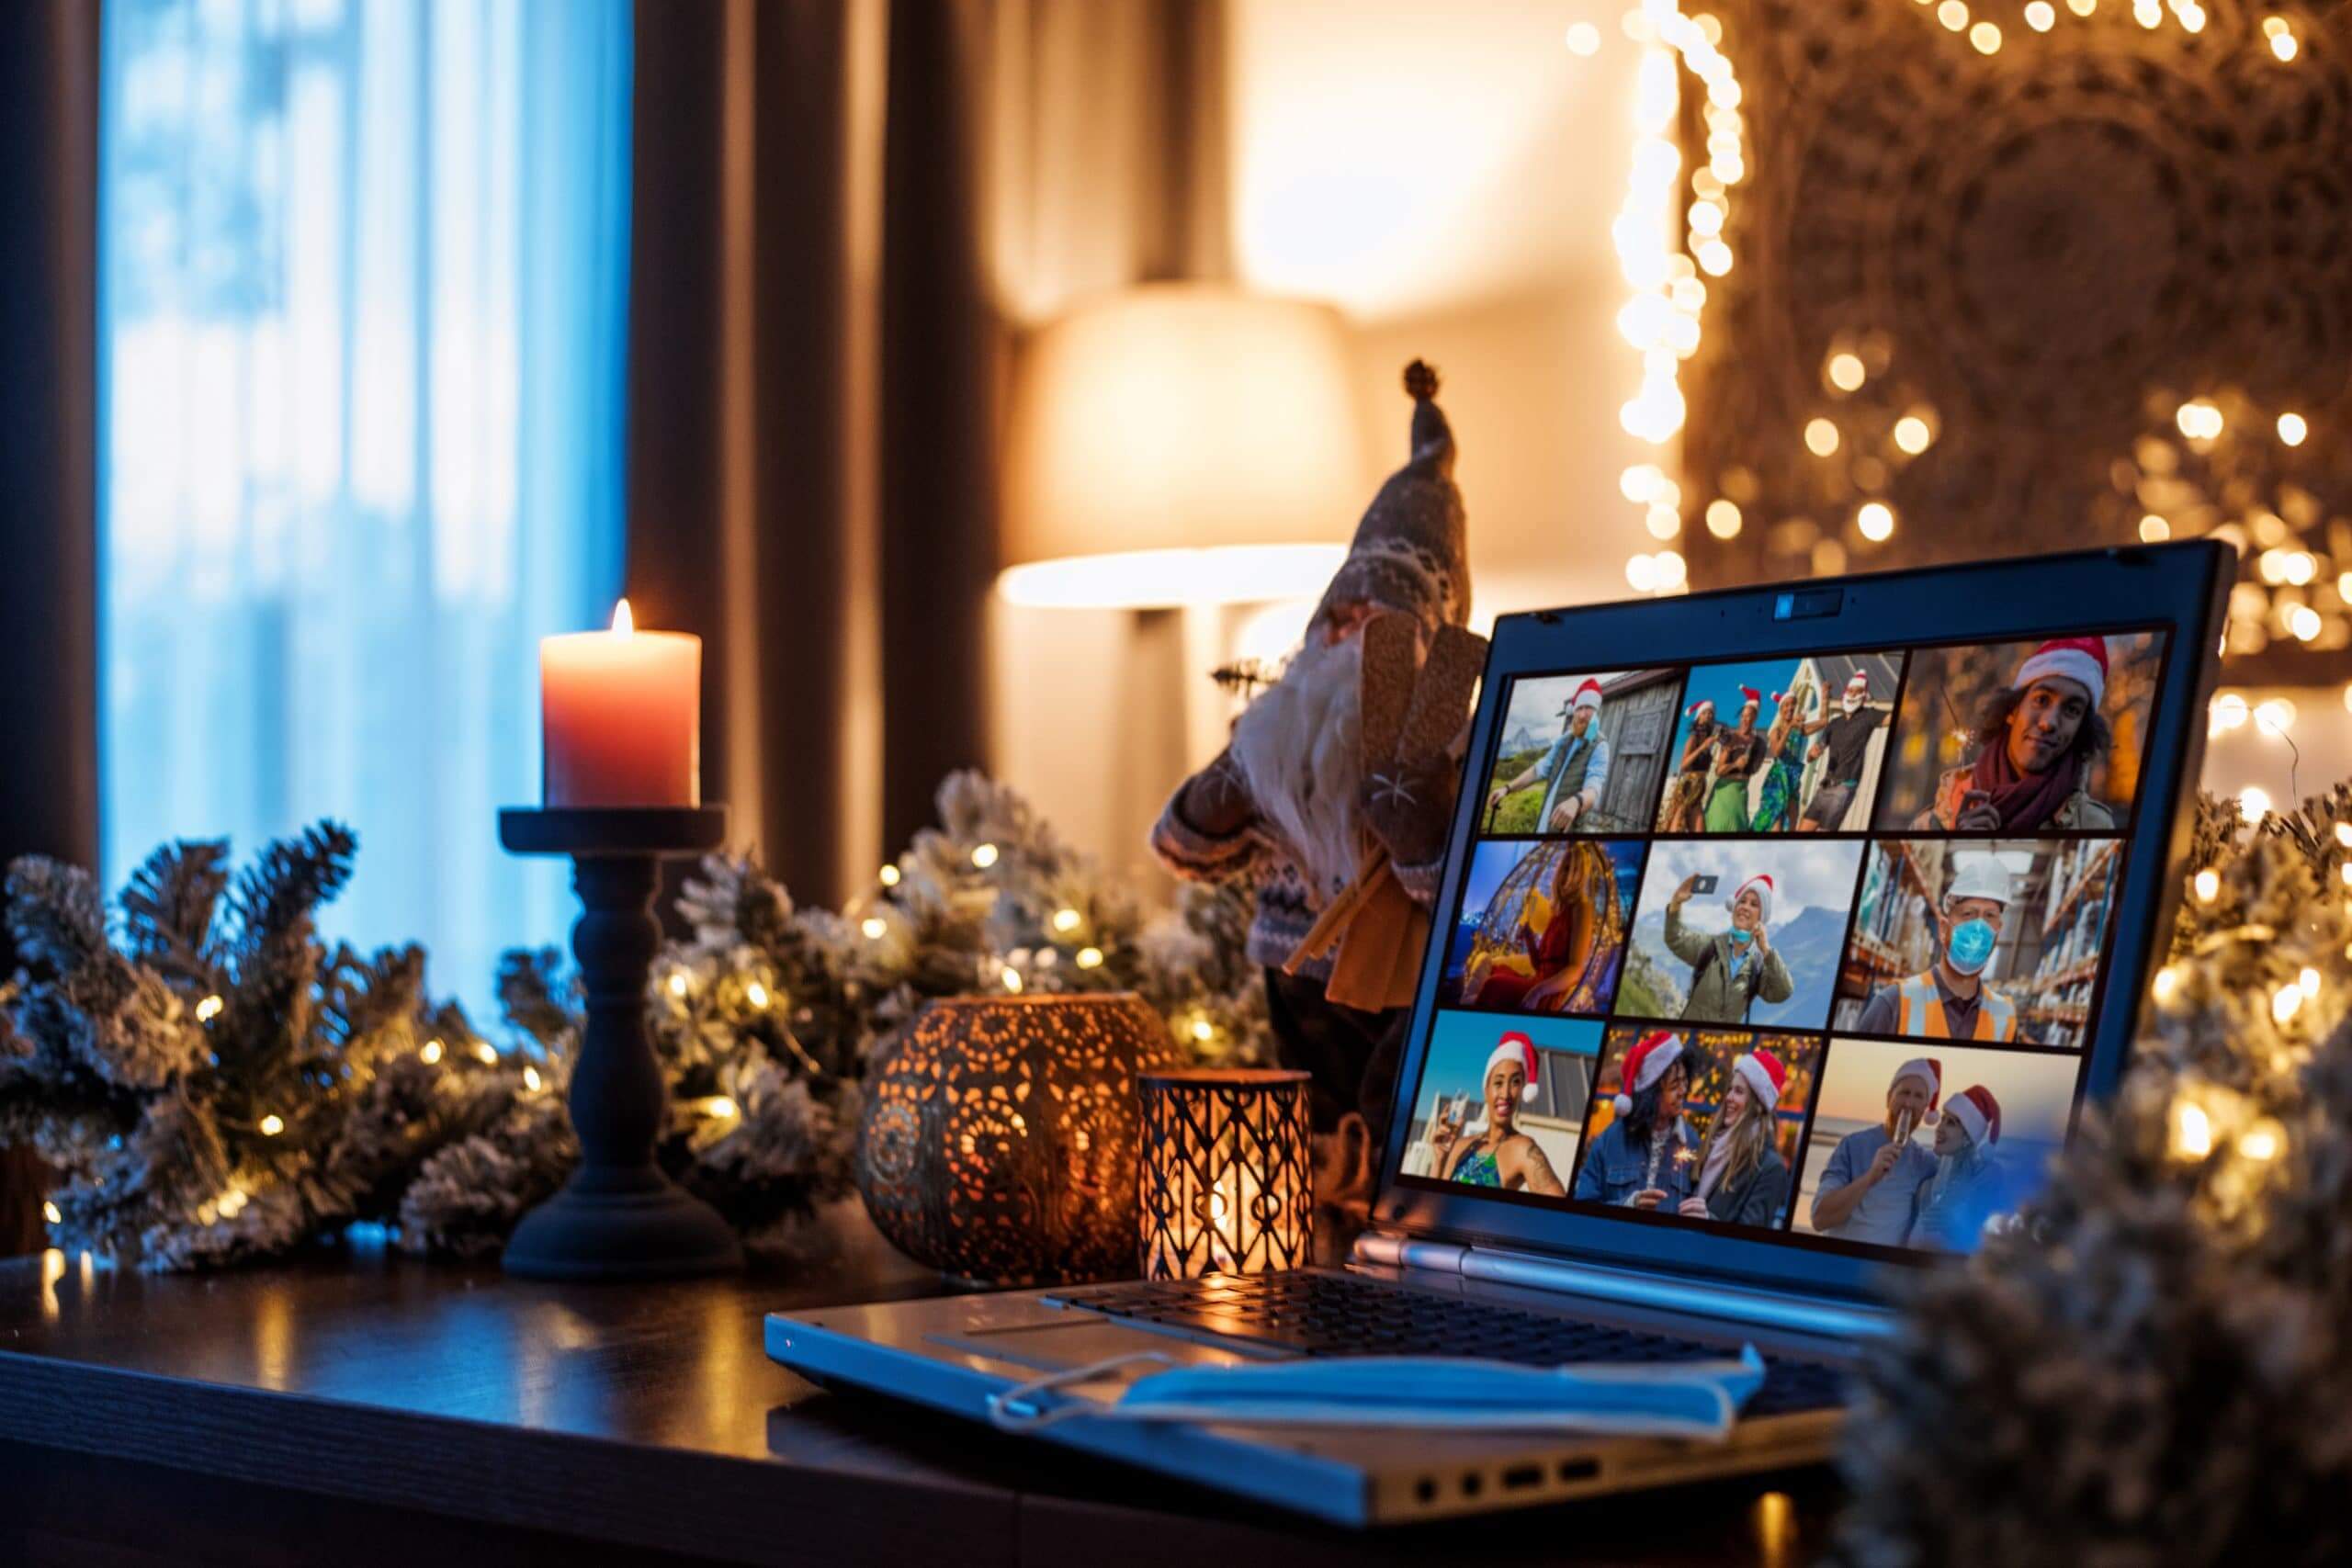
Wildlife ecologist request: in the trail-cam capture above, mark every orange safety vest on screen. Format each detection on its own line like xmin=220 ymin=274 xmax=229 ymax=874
xmin=1895 ymin=973 xmax=2017 ymax=1042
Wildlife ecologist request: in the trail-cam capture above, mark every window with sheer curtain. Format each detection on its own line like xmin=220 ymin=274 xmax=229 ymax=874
xmin=101 ymin=0 xmax=632 ymax=1021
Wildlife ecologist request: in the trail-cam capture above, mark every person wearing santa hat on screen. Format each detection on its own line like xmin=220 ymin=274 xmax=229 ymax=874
xmin=1915 ymin=637 xmax=2119 ymax=832
xmin=1699 ymin=687 xmax=1770 ymax=832
xmin=1793 ymin=668 xmax=1890 ymax=831
xmin=1810 ymin=1057 xmax=1941 ymax=1244
xmin=1658 ymin=697 xmax=1721 ymax=831
xmin=1662 ymin=870 xmax=1792 ymax=1025
xmin=1487 ymin=676 xmax=1612 ymax=832
xmin=1678 ymin=1045 xmax=1794 ymax=1228
xmin=1425 ymin=1032 xmax=1566 ymax=1195
xmin=1908 ymin=1084 xmax=2005 ymax=1250
xmin=1572 ymin=1030 xmax=1705 ymax=1210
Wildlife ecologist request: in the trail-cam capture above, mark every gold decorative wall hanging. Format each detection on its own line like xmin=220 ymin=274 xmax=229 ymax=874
xmin=1657 ymin=1 xmax=2351 ymax=682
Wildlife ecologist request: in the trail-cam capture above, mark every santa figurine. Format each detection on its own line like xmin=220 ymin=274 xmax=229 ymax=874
xmin=1149 ymin=361 xmax=1481 ymax=1224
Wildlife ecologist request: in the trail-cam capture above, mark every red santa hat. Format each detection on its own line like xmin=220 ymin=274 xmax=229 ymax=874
xmin=1945 ymin=1084 xmax=2001 ymax=1147
xmin=1484 ymin=1031 xmax=1542 ymax=1104
xmin=2013 ymin=637 xmax=2109 ymax=707
xmin=1563 ymin=677 xmax=1604 ymax=716
xmin=1729 ymin=872 xmax=1773 ymax=922
xmin=1686 ymin=697 xmax=1716 ymax=720
xmin=1611 ymin=1031 xmax=1685 ymax=1116
xmin=1768 ymin=690 xmax=1788 ymax=706
xmin=1737 ymin=685 xmax=1763 ymax=708
xmin=1845 ymin=670 xmax=1871 ymax=695
xmin=1733 ymin=1047 xmax=1788 ymax=1110
xmin=1893 ymin=1057 xmax=1943 ymax=1113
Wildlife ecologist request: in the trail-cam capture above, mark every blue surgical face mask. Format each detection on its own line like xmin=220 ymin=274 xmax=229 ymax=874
xmin=1946 ymin=917 xmax=1997 ymax=976
xmin=987 ymin=1346 xmax=1767 ymax=1442
xmin=1727 ymin=926 xmax=1754 ymax=947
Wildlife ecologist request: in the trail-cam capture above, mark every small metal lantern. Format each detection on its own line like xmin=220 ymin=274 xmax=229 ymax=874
xmin=1138 ymin=1068 xmax=1314 ymax=1280
xmin=856 ymin=992 xmax=1179 ymax=1286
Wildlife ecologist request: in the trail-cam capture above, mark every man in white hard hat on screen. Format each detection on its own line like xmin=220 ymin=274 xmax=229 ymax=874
xmin=1855 ymin=854 xmax=2030 ymax=1043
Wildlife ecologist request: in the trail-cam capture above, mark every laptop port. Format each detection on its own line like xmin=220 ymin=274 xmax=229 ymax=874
xmin=1501 ymin=1464 xmax=1544 ymax=1492
xmin=1460 ymin=1472 xmax=1484 ymax=1498
xmin=1557 ymin=1458 xmax=1600 ymax=1483
xmin=1415 ymin=1478 xmax=1436 ymax=1505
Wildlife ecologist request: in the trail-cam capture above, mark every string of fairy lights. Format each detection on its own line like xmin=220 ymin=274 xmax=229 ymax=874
xmin=1591 ymin=0 xmax=2310 ymax=604
xmin=1581 ymin=1 xmax=2334 ymax=793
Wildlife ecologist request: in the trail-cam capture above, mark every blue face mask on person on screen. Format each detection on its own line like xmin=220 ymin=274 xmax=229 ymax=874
xmin=986 ymin=1346 xmax=1767 ymax=1441
xmin=1945 ymin=918 xmax=1997 ymax=976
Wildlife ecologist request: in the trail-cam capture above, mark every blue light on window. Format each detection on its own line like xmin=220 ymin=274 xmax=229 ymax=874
xmin=100 ymin=0 xmax=633 ymax=1025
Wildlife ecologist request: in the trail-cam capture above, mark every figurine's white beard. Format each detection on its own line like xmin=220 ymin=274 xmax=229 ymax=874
xmin=1230 ymin=633 xmax=1365 ymax=906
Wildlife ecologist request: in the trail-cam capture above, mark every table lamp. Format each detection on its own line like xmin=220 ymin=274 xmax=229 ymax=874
xmin=1001 ymin=282 xmax=1364 ymax=765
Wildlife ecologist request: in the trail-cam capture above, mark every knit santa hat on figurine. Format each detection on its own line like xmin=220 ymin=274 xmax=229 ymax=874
xmin=1734 ymin=1047 xmax=1789 ymax=1109
xmin=1485 ymin=1032 xmax=1543 ymax=1103
xmin=1307 ymin=360 xmax=1471 ymax=640
xmin=2013 ymin=636 xmax=2109 ymax=706
xmin=1613 ymin=1031 xmax=1686 ymax=1116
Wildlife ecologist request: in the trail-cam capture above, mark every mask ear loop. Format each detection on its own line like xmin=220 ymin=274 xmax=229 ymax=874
xmin=986 ymin=1351 xmax=1177 ymax=1433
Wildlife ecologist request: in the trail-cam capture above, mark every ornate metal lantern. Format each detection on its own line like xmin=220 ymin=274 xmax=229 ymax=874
xmin=1137 ymin=1067 xmax=1314 ymax=1280
xmin=856 ymin=992 xmax=1177 ymax=1286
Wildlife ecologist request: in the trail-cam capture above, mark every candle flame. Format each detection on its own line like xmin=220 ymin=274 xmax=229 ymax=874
xmin=611 ymin=597 xmax=634 ymax=635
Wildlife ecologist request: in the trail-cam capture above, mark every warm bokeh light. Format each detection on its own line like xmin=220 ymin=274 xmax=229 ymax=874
xmin=1937 ymin=0 xmax=1969 ymax=30
xmin=1804 ymin=417 xmax=1840 ymax=456
xmin=1826 ymin=351 xmax=1866 ymax=391
xmin=1969 ymin=19 xmax=2002 ymax=52
xmin=1566 ymin=22 xmax=1601 ymax=56
xmin=2278 ymin=412 xmax=2308 ymax=446
xmin=2139 ymin=514 xmax=2170 ymax=542
xmin=2025 ymin=2 xmax=2056 ymax=29
xmin=1893 ymin=413 xmax=1933 ymax=454
xmin=2239 ymin=786 xmax=2271 ymax=821
xmin=1857 ymin=502 xmax=1895 ymax=542
xmin=1705 ymin=499 xmax=1743 ymax=538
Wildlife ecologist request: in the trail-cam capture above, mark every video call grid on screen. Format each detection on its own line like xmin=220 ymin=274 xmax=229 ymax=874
xmin=1397 ymin=622 xmax=2174 ymax=1265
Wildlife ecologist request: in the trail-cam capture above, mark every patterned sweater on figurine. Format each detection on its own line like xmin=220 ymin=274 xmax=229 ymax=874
xmin=1149 ymin=794 xmax=1445 ymax=980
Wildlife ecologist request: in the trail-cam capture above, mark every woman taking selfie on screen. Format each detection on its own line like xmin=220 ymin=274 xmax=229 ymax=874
xmin=1427 ymin=1033 xmax=1566 ymax=1195
xmin=1663 ymin=872 xmax=1792 ymax=1025
xmin=1678 ymin=1047 xmax=1792 ymax=1228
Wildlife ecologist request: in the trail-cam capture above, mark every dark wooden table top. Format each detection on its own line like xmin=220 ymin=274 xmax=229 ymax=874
xmin=0 ymin=1204 xmax=1841 ymax=1566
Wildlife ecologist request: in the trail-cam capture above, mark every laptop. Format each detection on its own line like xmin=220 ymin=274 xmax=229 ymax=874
xmin=768 ymin=542 xmax=2233 ymax=1527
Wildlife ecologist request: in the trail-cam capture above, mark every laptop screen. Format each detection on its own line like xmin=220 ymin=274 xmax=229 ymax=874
xmin=1392 ymin=623 xmax=2174 ymax=1265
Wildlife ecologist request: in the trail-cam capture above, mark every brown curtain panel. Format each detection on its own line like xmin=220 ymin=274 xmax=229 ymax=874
xmin=0 ymin=0 xmax=101 ymax=1256
xmin=628 ymin=0 xmax=1002 ymax=910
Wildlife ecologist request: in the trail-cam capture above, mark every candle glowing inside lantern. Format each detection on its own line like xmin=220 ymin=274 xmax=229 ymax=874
xmin=540 ymin=599 xmax=701 ymax=807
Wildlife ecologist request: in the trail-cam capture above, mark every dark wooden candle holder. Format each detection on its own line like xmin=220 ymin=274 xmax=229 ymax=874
xmin=497 ymin=806 xmax=742 ymax=1280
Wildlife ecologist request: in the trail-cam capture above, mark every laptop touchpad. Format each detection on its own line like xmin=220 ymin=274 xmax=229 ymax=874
xmin=930 ymin=1317 xmax=1268 ymax=1375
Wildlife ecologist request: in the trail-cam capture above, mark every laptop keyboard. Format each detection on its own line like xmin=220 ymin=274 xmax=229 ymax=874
xmin=1048 ymin=1271 xmax=1847 ymax=1419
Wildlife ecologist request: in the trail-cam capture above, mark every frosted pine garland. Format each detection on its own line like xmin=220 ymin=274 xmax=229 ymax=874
xmin=2 ymin=772 xmax=1269 ymax=1268
xmin=1837 ymin=787 xmax=2352 ymax=1566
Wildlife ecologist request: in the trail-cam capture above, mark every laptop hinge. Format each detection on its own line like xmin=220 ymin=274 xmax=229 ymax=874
xmin=1352 ymin=1232 xmax=1891 ymax=1340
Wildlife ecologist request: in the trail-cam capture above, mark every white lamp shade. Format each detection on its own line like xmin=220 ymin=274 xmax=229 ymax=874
xmin=1001 ymin=284 xmax=1364 ymax=608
